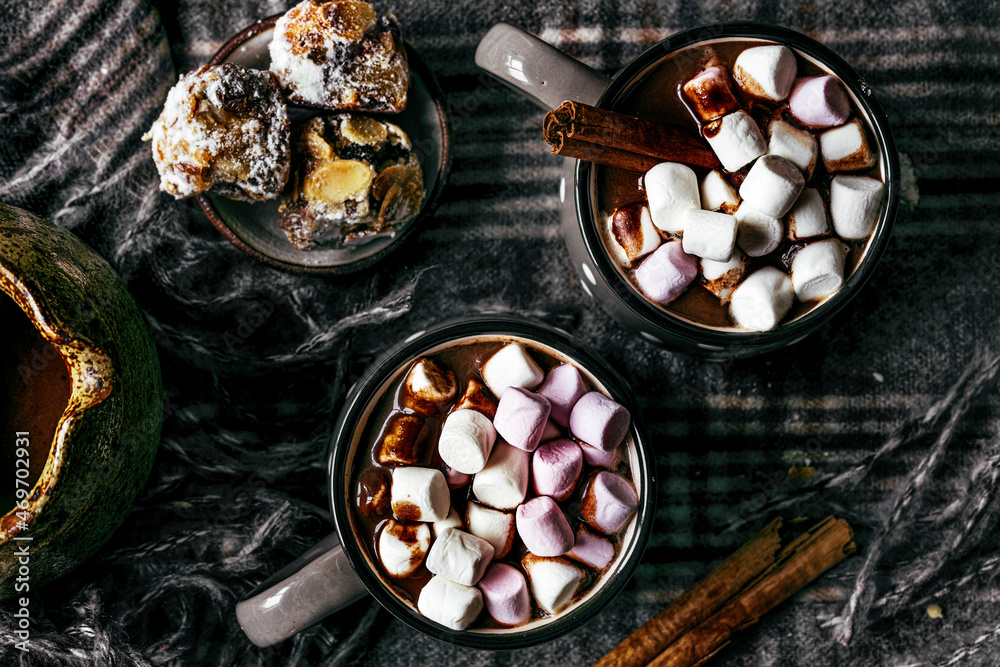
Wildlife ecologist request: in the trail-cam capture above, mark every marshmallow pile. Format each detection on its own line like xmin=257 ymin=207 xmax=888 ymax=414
xmin=360 ymin=342 xmax=639 ymax=631
xmin=606 ymin=43 xmax=885 ymax=331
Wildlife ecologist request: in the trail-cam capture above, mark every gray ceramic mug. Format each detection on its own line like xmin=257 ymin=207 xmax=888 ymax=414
xmin=475 ymin=22 xmax=900 ymax=358
xmin=237 ymin=317 xmax=655 ymax=648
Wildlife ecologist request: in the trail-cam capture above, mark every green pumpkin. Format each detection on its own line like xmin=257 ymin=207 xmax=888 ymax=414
xmin=0 ymin=203 xmax=162 ymax=599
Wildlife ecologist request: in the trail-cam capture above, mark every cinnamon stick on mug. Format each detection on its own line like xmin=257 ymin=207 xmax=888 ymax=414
xmin=594 ymin=516 xmax=855 ymax=667
xmin=542 ymin=100 xmax=720 ymax=172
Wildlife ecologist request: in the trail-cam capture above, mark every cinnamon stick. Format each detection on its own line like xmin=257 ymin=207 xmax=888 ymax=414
xmin=542 ymin=100 xmax=720 ymax=172
xmin=593 ymin=517 xmax=855 ymax=667
xmin=592 ymin=518 xmax=785 ymax=667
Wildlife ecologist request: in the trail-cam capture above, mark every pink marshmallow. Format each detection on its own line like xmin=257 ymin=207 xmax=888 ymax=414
xmin=540 ymin=419 xmax=561 ymax=443
xmin=567 ymin=525 xmax=616 ymax=570
xmin=633 ymin=241 xmax=698 ymax=304
xmin=580 ymin=442 xmax=622 ymax=469
xmin=477 ymin=562 xmax=531 ymax=626
xmin=445 ymin=466 xmax=471 ymax=490
xmin=581 ymin=471 xmax=639 ymax=534
xmin=536 ymin=364 xmax=589 ymax=427
xmin=532 ymin=439 xmax=584 ymax=502
xmin=569 ymin=392 xmax=630 ymax=452
xmin=789 ymin=76 xmax=850 ymax=129
xmin=493 ymin=387 xmax=551 ymax=453
xmin=516 ymin=496 xmax=574 ymax=557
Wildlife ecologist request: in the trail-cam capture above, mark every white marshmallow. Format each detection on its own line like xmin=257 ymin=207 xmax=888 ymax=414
xmin=607 ymin=205 xmax=662 ymax=266
xmin=433 ymin=507 xmax=463 ymax=538
xmin=522 ymin=554 xmax=583 ymax=615
xmin=438 ymin=409 xmax=496 ymax=475
xmin=734 ymin=204 xmax=783 ymax=257
xmin=768 ymin=119 xmax=818 ymax=180
xmin=680 ymin=209 xmax=737 ymax=262
xmin=482 ymin=343 xmax=544 ymax=398
xmin=465 ymin=502 xmax=516 ymax=559
xmin=425 ymin=528 xmax=495 ymax=586
xmin=472 ymin=441 xmax=530 ymax=510
xmin=733 ymin=45 xmax=797 ymax=101
xmin=700 ymin=249 xmax=749 ymax=303
xmin=791 ymin=239 xmax=847 ymax=302
xmin=644 ymin=162 xmax=700 ymax=233
xmin=820 ymin=119 xmax=875 ymax=173
xmin=417 ymin=575 xmax=483 ymax=631
xmin=787 ymin=188 xmax=829 ymax=240
xmin=391 ymin=467 xmax=450 ymax=522
xmin=830 ymin=175 xmax=884 ymax=240
xmin=730 ymin=266 xmax=794 ymax=332
xmin=739 ymin=155 xmax=805 ymax=218
xmin=700 ymin=169 xmax=740 ymax=212
xmin=703 ymin=111 xmax=767 ymax=172
xmin=378 ymin=520 xmax=431 ymax=578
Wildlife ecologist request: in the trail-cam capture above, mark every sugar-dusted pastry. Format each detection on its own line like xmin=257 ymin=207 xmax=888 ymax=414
xmin=278 ymin=114 xmax=423 ymax=249
xmin=144 ymin=63 xmax=290 ymax=200
xmin=269 ymin=0 xmax=409 ymax=112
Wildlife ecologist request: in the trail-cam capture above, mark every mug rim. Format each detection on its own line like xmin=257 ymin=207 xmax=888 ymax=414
xmin=327 ymin=316 xmax=657 ymax=648
xmin=574 ymin=21 xmax=900 ymax=351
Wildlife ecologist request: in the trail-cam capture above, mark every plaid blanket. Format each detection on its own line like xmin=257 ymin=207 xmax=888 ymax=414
xmin=2 ymin=0 xmax=1000 ymax=665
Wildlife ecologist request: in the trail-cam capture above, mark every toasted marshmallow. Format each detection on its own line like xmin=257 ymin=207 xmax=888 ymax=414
xmin=417 ymin=575 xmax=483 ymax=631
xmin=438 ymin=408 xmax=496 ymax=475
xmin=472 ymin=441 xmax=530 ymax=510
xmin=569 ymin=392 xmax=630 ymax=453
xmin=522 ymin=554 xmax=583 ymax=615
xmin=791 ymin=238 xmax=847 ymax=302
xmin=682 ymin=65 xmax=741 ymax=122
xmin=516 ymin=496 xmax=574 ymax=557
xmin=580 ymin=442 xmax=622 ymax=469
xmin=378 ymin=519 xmax=431 ymax=578
xmin=493 ymin=387 xmax=551 ymax=453
xmin=391 ymin=466 xmax=450 ymax=522
xmin=357 ymin=469 xmax=391 ymax=517
xmin=703 ymin=111 xmax=767 ymax=173
xmin=454 ymin=377 xmax=498 ymax=421
xmin=787 ymin=187 xmax=829 ymax=240
xmin=477 ymin=562 xmax=531 ymax=626
xmin=645 ymin=162 xmax=700 ymax=233
xmin=402 ymin=357 xmax=457 ymax=415
xmin=739 ymin=155 xmax=805 ymax=218
xmin=536 ymin=364 xmax=589 ymax=427
xmin=830 ymin=174 xmax=883 ymax=240
xmin=768 ymin=119 xmax=818 ymax=180
xmin=567 ymin=525 xmax=616 ymax=570
xmin=378 ymin=413 xmax=426 ymax=465
xmin=444 ymin=466 xmax=471 ymax=490
xmin=820 ymin=119 xmax=875 ymax=173
xmin=433 ymin=506 xmax=463 ymax=538
xmin=700 ymin=169 xmax=740 ymax=213
xmin=482 ymin=343 xmax=544 ymax=398
xmin=734 ymin=203 xmax=783 ymax=258
xmin=730 ymin=266 xmax=794 ymax=331
xmin=789 ymin=75 xmax=850 ymax=128
xmin=608 ymin=204 xmax=662 ymax=266
xmin=581 ymin=471 xmax=639 ymax=535
xmin=733 ymin=45 xmax=797 ymax=101
xmin=681 ymin=209 xmax=738 ymax=262
xmin=634 ymin=241 xmax=698 ymax=304
xmin=532 ymin=439 xmax=583 ymax=502
xmin=701 ymin=249 xmax=749 ymax=304
xmin=426 ymin=528 xmax=495 ymax=586
xmin=466 ymin=501 xmax=516 ymax=559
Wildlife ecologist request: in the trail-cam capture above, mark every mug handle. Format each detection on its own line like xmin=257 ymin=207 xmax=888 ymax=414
xmin=235 ymin=532 xmax=368 ymax=647
xmin=475 ymin=22 xmax=612 ymax=109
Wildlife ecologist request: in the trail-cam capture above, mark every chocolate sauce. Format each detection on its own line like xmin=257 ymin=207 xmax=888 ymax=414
xmin=0 ymin=295 xmax=72 ymax=512
xmin=349 ymin=337 xmax=633 ymax=629
xmin=596 ymin=38 xmax=882 ymax=329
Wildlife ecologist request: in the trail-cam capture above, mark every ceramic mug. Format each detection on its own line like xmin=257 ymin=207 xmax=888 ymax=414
xmin=475 ymin=22 xmax=900 ymax=358
xmin=237 ymin=316 xmax=655 ymax=648
xmin=0 ymin=203 xmax=162 ymax=598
